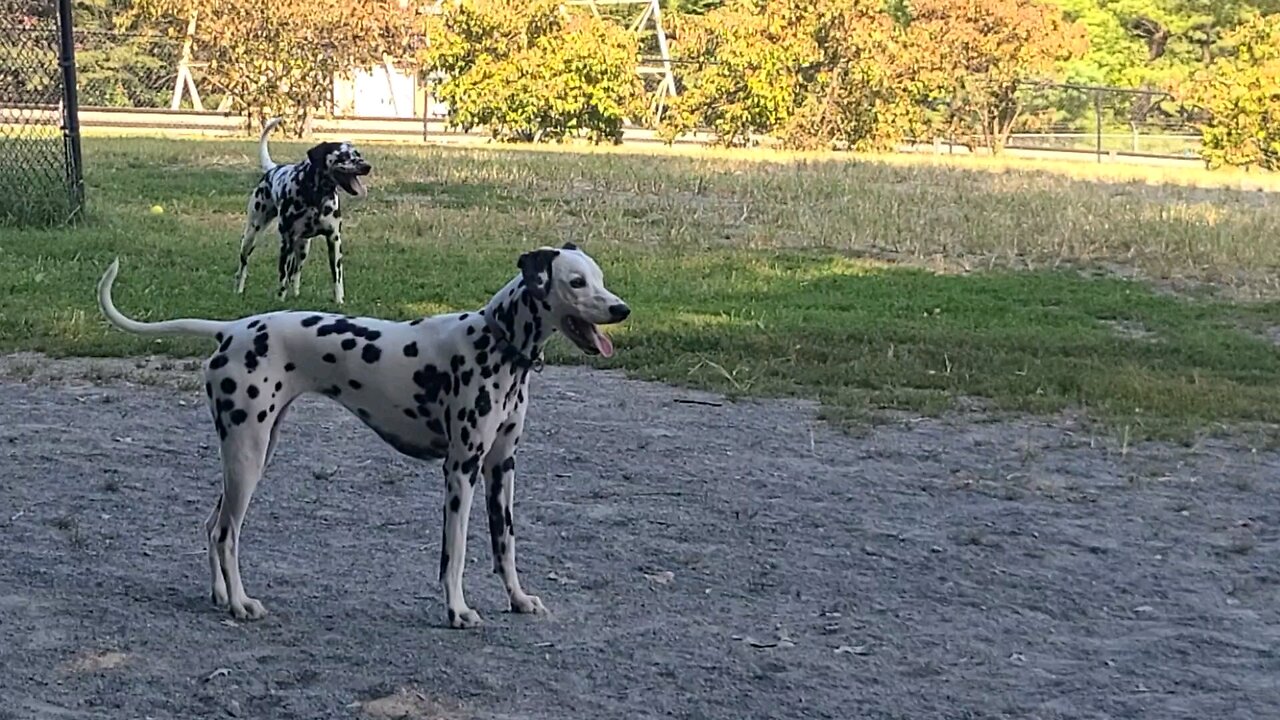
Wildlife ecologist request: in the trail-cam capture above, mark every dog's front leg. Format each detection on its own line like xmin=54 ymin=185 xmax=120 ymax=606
xmin=439 ymin=457 xmax=482 ymax=628
xmin=324 ymin=231 xmax=344 ymax=305
xmin=483 ymin=421 xmax=545 ymax=616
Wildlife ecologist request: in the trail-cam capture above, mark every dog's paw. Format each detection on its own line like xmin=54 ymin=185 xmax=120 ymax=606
xmin=447 ymin=606 xmax=483 ymax=629
xmin=229 ymin=596 xmax=268 ymax=621
xmin=210 ymin=583 xmax=229 ymax=607
xmin=510 ymin=593 xmax=547 ymax=615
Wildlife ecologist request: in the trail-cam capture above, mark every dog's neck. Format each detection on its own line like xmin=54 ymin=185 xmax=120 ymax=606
xmin=300 ymin=160 xmax=335 ymax=198
xmin=481 ymin=276 xmax=554 ymax=370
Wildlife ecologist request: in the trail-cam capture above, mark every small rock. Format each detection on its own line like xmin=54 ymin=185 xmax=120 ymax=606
xmin=225 ymin=699 xmax=241 ymax=717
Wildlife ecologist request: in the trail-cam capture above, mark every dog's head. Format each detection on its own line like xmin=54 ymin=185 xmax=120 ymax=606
xmin=517 ymin=243 xmax=630 ymax=358
xmin=306 ymin=141 xmax=371 ymax=197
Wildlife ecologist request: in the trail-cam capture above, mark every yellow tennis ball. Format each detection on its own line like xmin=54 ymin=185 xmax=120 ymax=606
xmin=150 ymin=205 xmax=164 ymax=215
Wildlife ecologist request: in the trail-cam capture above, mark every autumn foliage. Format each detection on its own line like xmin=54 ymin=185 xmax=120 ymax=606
xmin=660 ymin=0 xmax=1085 ymax=151
xmin=135 ymin=0 xmax=415 ymax=133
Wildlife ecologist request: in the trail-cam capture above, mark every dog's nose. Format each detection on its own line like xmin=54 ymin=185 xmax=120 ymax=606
xmin=609 ymin=303 xmax=631 ymax=321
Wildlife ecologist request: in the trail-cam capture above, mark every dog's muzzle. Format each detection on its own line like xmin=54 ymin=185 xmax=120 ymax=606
xmin=334 ymin=163 xmax=371 ymax=197
xmin=561 ymin=303 xmax=629 ymax=358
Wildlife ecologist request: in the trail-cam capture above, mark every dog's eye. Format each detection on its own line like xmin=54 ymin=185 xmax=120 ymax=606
xmin=569 ymin=277 xmax=587 ymax=289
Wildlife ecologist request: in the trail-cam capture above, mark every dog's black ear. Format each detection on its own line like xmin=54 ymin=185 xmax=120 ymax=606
xmin=306 ymin=142 xmax=335 ymax=169
xmin=562 ymin=242 xmax=578 ymax=251
xmin=517 ymin=249 xmax=560 ymax=300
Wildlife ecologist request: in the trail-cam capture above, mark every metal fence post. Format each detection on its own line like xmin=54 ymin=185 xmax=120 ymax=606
xmin=57 ymin=0 xmax=84 ymax=217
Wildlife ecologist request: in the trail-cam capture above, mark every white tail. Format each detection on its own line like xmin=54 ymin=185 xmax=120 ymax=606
xmin=97 ymin=259 xmax=228 ymax=339
xmin=258 ymin=117 xmax=283 ymax=171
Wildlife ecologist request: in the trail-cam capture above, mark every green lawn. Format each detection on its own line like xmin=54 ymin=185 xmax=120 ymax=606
xmin=3 ymin=136 xmax=1280 ymax=440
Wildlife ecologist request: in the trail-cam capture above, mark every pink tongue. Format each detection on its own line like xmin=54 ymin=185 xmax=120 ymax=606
xmin=593 ymin=327 xmax=614 ymax=358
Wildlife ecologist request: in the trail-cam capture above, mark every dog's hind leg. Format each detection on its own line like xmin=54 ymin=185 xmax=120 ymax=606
xmin=234 ymin=219 xmax=265 ymax=294
xmin=209 ymin=431 xmax=271 ymax=620
xmin=440 ymin=457 xmax=482 ymax=629
xmin=235 ymin=188 xmax=273 ymax=294
xmin=483 ymin=411 xmax=546 ymax=616
xmin=324 ymin=231 xmax=344 ymax=305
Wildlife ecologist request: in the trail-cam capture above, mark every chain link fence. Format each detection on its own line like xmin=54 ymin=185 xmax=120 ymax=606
xmin=937 ymin=81 xmax=1202 ymax=162
xmin=0 ymin=1 xmax=83 ymax=225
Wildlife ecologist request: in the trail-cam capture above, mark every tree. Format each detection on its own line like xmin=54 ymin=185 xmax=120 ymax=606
xmin=135 ymin=0 xmax=416 ymax=132
xmin=658 ymin=0 xmax=823 ymax=146
xmin=1181 ymin=13 xmax=1280 ymax=169
xmin=904 ymin=0 xmax=1088 ymax=153
xmin=421 ymin=0 xmax=644 ymax=143
xmin=780 ymin=0 xmax=929 ymax=151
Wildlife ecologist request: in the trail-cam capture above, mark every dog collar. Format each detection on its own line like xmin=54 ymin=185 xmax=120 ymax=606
xmin=483 ymin=311 xmax=544 ymax=373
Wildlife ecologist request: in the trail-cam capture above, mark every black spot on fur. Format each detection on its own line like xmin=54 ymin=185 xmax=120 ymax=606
xmin=348 ymin=379 xmax=362 ymax=390
xmin=257 ymin=410 xmax=268 ymax=423
xmin=209 ymin=355 xmax=229 ymax=370
xmin=341 ymin=338 xmax=357 ymax=351
xmin=275 ymin=381 xmax=283 ymax=392
xmin=230 ymin=409 xmax=248 ymax=425
xmin=301 ymin=315 xmax=323 ymax=328
xmin=247 ymin=385 xmax=259 ymax=399
xmin=285 ymin=362 xmax=296 ymax=372
xmin=219 ymin=335 xmax=233 ymax=353
xmin=322 ymin=385 xmax=342 ymax=398
xmin=366 ymin=330 xmax=382 ymax=341
xmin=361 ymin=344 xmax=382 ymax=363
xmin=216 ymin=398 xmax=233 ymax=414
xmin=205 ymin=382 xmax=213 ymax=398
xmin=323 ymin=353 xmax=336 ymax=364
xmin=357 ymin=408 xmax=370 ymax=419
xmin=476 ymin=388 xmax=492 ymax=417
xmin=449 ymin=495 xmax=461 ymax=513
xmin=220 ymin=378 xmax=237 ymax=395
xmin=247 ymin=319 xmax=261 ymax=330
xmin=244 ymin=351 xmax=259 ymax=372
xmin=403 ymin=342 xmax=418 ymax=357
xmin=403 ymin=408 xmax=417 ymax=419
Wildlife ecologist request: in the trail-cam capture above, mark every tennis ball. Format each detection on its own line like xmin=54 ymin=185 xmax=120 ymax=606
xmin=150 ymin=204 xmax=164 ymax=215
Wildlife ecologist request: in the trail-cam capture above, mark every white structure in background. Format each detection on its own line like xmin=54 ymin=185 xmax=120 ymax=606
xmin=332 ymin=60 xmax=419 ymax=118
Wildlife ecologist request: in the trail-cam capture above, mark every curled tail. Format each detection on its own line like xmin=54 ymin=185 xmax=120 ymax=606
xmin=97 ymin=259 xmax=228 ymax=339
xmin=258 ymin=117 xmax=283 ymax=172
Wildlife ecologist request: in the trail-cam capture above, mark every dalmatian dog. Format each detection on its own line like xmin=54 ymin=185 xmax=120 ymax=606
xmin=233 ymin=117 xmax=371 ymax=305
xmin=97 ymin=244 xmax=629 ymax=628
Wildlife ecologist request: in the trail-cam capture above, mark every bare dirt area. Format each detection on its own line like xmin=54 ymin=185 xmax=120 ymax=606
xmin=2 ymin=354 xmax=1278 ymax=720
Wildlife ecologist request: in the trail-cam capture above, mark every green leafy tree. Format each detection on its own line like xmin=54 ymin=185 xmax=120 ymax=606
xmin=780 ymin=0 xmax=928 ymax=151
xmin=658 ymin=0 xmax=822 ymax=146
xmin=422 ymin=0 xmax=644 ymax=143
xmin=1182 ymin=13 xmax=1280 ymax=169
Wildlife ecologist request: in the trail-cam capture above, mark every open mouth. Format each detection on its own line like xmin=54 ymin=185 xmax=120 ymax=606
xmin=561 ymin=315 xmax=614 ymax=358
xmin=334 ymin=166 xmax=371 ymax=197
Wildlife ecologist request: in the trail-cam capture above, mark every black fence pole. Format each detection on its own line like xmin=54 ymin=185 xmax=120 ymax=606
xmin=1093 ymin=90 xmax=1103 ymax=164
xmin=57 ymin=0 xmax=84 ymax=217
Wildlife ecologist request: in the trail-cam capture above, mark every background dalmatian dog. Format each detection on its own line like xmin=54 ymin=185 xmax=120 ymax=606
xmin=97 ymin=244 xmax=630 ymax=629
xmin=233 ymin=117 xmax=371 ymax=305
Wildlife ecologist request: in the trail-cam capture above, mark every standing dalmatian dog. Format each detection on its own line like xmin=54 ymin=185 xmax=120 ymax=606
xmin=98 ymin=244 xmax=629 ymax=629
xmin=233 ymin=117 xmax=371 ymax=305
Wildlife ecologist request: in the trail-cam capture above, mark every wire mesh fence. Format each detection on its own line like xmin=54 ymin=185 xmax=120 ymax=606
xmin=0 ymin=2 xmax=83 ymax=225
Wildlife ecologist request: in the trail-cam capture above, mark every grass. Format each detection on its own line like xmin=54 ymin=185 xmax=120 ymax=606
xmin=2 ymin=135 xmax=1280 ymax=440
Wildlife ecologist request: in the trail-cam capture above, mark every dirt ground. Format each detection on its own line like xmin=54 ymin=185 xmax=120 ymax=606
xmin=1 ymin=353 xmax=1277 ymax=720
